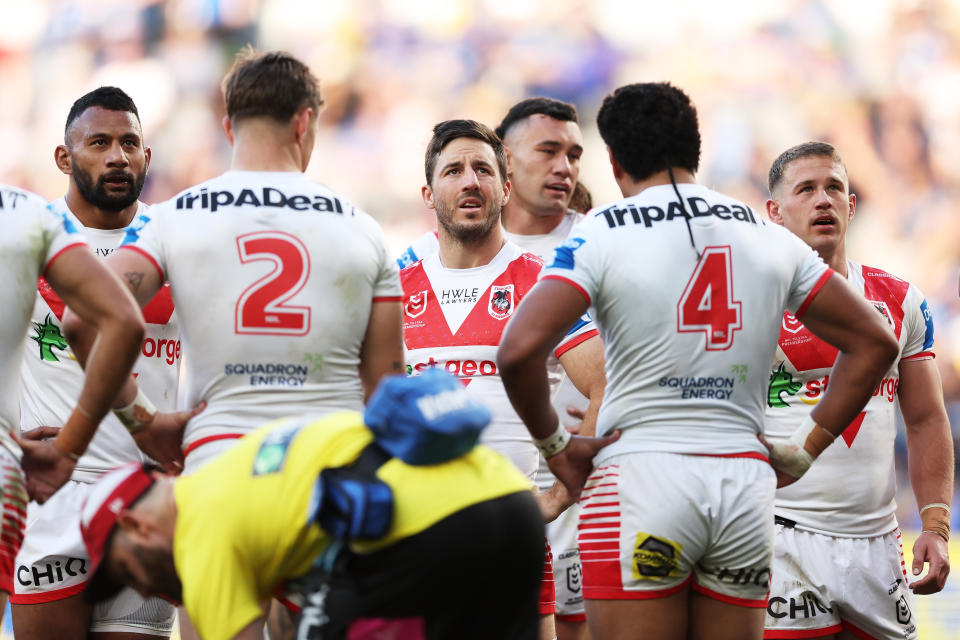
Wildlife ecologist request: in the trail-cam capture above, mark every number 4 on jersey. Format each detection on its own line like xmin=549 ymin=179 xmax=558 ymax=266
xmin=235 ymin=231 xmax=311 ymax=335
xmin=677 ymin=246 xmax=741 ymax=350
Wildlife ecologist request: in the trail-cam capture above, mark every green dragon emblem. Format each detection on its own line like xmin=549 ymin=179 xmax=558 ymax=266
xmin=767 ymin=362 xmax=801 ymax=408
xmin=31 ymin=314 xmax=69 ymax=362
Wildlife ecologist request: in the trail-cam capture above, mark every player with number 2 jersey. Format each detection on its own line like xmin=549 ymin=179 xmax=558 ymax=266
xmin=119 ymin=170 xmax=400 ymax=471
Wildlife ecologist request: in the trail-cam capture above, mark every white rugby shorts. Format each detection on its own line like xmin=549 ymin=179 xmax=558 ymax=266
xmin=547 ymin=503 xmax=585 ymax=620
xmin=11 ymin=479 xmax=175 ymax=635
xmin=0 ymin=448 xmax=26 ymax=595
xmin=579 ymin=452 xmax=775 ymax=606
xmin=764 ymin=524 xmax=917 ymax=639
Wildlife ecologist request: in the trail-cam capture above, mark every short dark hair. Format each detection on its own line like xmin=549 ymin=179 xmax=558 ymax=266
xmin=424 ymin=120 xmax=507 ymax=186
xmin=768 ymin=142 xmax=847 ymax=195
xmin=222 ymin=47 xmax=323 ymax=124
xmin=64 ymin=87 xmax=140 ymax=144
xmin=596 ymin=83 xmax=701 ymax=182
xmin=494 ymin=97 xmax=579 ymax=140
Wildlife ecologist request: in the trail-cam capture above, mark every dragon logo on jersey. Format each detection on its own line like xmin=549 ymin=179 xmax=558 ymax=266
xmin=404 ymin=291 xmax=428 ymax=318
xmin=782 ymin=312 xmax=804 ymax=334
xmin=31 ymin=314 xmax=69 ymax=362
xmin=767 ymin=363 xmax=801 ymax=407
xmin=869 ymin=300 xmax=895 ymax=329
xmin=488 ymin=285 xmax=514 ymax=320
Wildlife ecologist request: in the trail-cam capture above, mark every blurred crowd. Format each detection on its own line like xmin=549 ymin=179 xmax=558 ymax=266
xmin=1 ymin=0 xmax=959 ymax=527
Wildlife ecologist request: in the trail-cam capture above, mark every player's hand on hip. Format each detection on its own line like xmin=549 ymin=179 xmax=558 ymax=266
xmin=536 ymin=481 xmax=575 ymax=524
xmin=13 ymin=432 xmax=76 ymax=503
xmin=758 ymin=433 xmax=805 ymax=488
xmin=546 ymin=431 xmax=620 ymax=499
xmin=133 ymin=401 xmax=205 ymax=475
xmin=909 ymin=532 xmax=950 ymax=595
xmin=19 ymin=426 xmax=62 ymax=441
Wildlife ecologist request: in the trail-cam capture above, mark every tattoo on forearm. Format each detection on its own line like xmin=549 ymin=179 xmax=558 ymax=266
xmin=124 ymin=272 xmax=145 ymax=291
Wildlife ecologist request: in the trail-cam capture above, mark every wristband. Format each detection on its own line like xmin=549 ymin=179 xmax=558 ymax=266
xmin=534 ymin=423 xmax=572 ymax=459
xmin=920 ymin=502 xmax=951 ymax=514
xmin=113 ymin=386 xmax=157 ymax=434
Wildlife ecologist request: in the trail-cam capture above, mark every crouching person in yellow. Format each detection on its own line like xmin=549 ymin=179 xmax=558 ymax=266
xmin=77 ymin=369 xmax=542 ymax=640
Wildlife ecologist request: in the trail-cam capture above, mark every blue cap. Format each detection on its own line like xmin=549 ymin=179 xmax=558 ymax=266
xmin=364 ymin=369 xmax=491 ymax=465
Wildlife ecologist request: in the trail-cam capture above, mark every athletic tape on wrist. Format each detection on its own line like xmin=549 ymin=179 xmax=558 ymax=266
xmin=534 ymin=423 xmax=571 ymax=459
xmin=921 ymin=506 xmax=951 ymax=542
xmin=113 ymin=386 xmax=157 ymax=434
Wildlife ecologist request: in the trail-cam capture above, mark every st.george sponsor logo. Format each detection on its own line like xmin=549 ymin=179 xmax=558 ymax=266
xmin=175 ymin=187 xmax=345 ymax=214
xmin=597 ymin=197 xmax=757 ymax=230
xmin=767 ymin=593 xmax=833 ymax=619
xmin=768 ymin=371 xmax=899 ymax=406
xmin=632 ymin=532 xmax=683 ymax=580
xmin=17 ymin=558 xmax=87 ymax=587
xmin=141 ymin=337 xmax=181 ymax=365
xmin=659 ymin=376 xmax=735 ymax=400
xmin=225 ymin=362 xmax=310 ymax=387
xmin=440 ymin=287 xmax=479 ymax=304
xmin=407 ymin=356 xmax=498 ymax=377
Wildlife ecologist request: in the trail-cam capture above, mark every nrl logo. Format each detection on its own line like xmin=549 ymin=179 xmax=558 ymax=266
xmin=488 ymin=285 xmax=514 ymax=320
xmin=869 ymin=300 xmax=895 ymax=329
xmin=404 ymin=291 xmax=428 ymax=318
xmin=782 ymin=312 xmax=804 ymax=334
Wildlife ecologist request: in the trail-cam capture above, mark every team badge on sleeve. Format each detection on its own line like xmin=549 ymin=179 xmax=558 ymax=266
xmin=404 ymin=291 xmax=428 ymax=318
xmin=488 ymin=285 xmax=514 ymax=320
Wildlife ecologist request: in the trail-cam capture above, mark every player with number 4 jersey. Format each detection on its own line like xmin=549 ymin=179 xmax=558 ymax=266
xmin=497 ymin=83 xmax=899 ymax=640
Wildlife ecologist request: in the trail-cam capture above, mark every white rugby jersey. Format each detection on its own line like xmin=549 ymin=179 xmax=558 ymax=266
xmin=121 ymin=171 xmax=401 ymax=457
xmin=765 ymin=261 xmax=933 ymax=537
xmin=396 ymin=210 xmax=583 ymax=270
xmin=0 ymin=186 xmax=85 ymax=460
xmin=541 ymin=183 xmax=831 ymax=464
xmin=396 ymin=212 xmax=591 ymax=490
xmin=401 ymin=242 xmax=597 ymax=479
xmin=19 ymin=199 xmax=180 ymax=482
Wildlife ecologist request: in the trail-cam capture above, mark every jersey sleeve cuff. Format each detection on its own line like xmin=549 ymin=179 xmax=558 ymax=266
xmin=794 ymin=268 xmax=835 ymax=320
xmin=42 ymin=242 xmax=87 ymax=278
xmin=902 ymin=351 xmax=935 ymax=361
xmin=554 ymin=328 xmax=599 ymax=358
xmin=372 ymin=295 xmax=403 ymax=302
xmin=118 ymin=245 xmax=165 ymax=281
xmin=540 ymin=274 xmax=591 ymax=305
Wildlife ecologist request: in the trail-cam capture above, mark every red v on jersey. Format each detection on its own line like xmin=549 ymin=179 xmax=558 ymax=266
xmin=37 ymin=277 xmax=174 ymax=324
xmin=779 ymin=264 xmax=908 ymax=372
xmin=400 ymin=249 xmax=542 ymax=350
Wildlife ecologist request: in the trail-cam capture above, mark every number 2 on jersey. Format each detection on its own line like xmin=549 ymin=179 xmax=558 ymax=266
xmin=677 ymin=246 xmax=741 ymax=350
xmin=235 ymin=231 xmax=311 ymax=335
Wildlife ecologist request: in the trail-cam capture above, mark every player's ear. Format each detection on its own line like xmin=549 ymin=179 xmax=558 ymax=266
xmin=55 ymin=145 xmax=72 ymax=175
xmin=847 ymin=193 xmax=856 ymax=222
xmin=607 ymin=147 xmax=623 ymax=181
xmin=501 ymin=177 xmax=511 ymax=207
xmin=766 ymin=199 xmax=784 ymax=225
xmin=143 ymin=146 xmax=152 ymax=172
xmin=421 ymin=184 xmax=435 ymax=210
xmin=222 ymin=115 xmax=234 ymax=145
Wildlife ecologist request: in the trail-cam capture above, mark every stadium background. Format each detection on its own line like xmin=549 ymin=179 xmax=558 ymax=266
xmin=1 ymin=0 xmax=959 ymax=636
